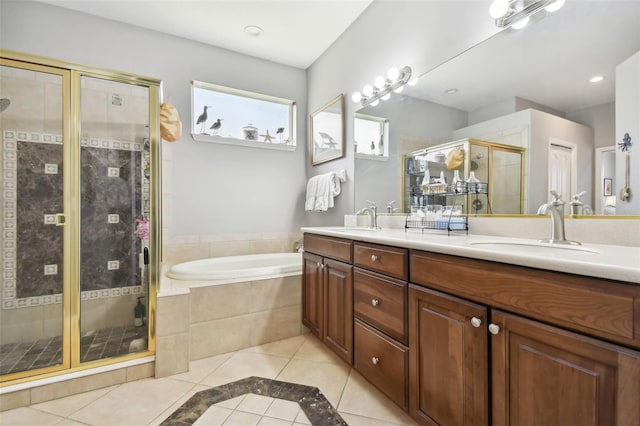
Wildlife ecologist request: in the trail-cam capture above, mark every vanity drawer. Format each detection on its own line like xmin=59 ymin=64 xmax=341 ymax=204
xmin=354 ymin=319 xmax=408 ymax=411
xmin=354 ymin=242 xmax=408 ymax=280
xmin=410 ymin=250 xmax=640 ymax=348
xmin=303 ymin=234 xmax=352 ymax=263
xmin=354 ymin=268 xmax=407 ymax=343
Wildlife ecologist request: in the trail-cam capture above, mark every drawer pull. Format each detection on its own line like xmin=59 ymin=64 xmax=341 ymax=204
xmin=371 ymin=254 xmax=378 ymax=262
xmin=488 ymin=323 xmax=501 ymax=335
xmin=470 ymin=317 xmax=482 ymax=328
xmin=371 ymin=298 xmax=380 ymax=307
xmin=316 ymin=262 xmax=321 ymax=268
xmin=371 ymin=356 xmax=379 ymax=365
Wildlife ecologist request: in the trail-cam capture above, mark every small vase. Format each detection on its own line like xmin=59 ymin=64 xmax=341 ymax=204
xmin=467 ymin=171 xmax=480 ymax=192
xmin=452 ymin=170 xmax=461 ymax=192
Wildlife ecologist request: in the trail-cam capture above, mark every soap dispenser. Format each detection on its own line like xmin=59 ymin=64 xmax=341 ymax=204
xmin=134 ymin=296 xmax=146 ymax=327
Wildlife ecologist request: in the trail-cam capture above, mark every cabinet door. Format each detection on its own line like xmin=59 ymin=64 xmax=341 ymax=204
xmin=409 ymin=285 xmax=488 ymax=426
xmin=324 ymin=259 xmax=354 ymax=365
xmin=491 ymin=310 xmax=640 ymax=426
xmin=302 ymin=252 xmax=323 ymax=337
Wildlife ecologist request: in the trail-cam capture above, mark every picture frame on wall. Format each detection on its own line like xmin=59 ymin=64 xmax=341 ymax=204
xmin=310 ymin=94 xmax=344 ymax=165
xmin=603 ymin=178 xmax=613 ymax=196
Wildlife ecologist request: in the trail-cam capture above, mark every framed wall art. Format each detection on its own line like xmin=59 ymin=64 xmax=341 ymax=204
xmin=310 ymin=94 xmax=344 ymax=165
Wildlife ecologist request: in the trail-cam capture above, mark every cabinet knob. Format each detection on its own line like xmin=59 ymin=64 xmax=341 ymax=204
xmin=371 ymin=298 xmax=380 ymax=307
xmin=470 ymin=317 xmax=482 ymax=328
xmin=371 ymin=356 xmax=379 ymax=365
xmin=316 ymin=262 xmax=321 ymax=268
xmin=371 ymin=254 xmax=378 ymax=262
xmin=488 ymin=323 xmax=501 ymax=335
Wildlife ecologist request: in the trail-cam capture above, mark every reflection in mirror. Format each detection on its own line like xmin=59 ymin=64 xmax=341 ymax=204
xmin=354 ymin=1 xmax=640 ymax=216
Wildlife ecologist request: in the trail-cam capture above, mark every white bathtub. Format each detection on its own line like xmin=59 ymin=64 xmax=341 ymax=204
xmin=167 ymin=252 xmax=302 ymax=282
xmin=159 ymin=252 xmax=305 ymax=361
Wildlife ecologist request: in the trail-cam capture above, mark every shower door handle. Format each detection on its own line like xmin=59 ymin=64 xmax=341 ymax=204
xmin=55 ymin=213 xmax=67 ymax=226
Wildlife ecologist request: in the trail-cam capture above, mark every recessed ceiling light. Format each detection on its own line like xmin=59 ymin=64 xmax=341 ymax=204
xmin=445 ymin=88 xmax=458 ymax=94
xmin=589 ymin=75 xmax=604 ymax=83
xmin=244 ymin=25 xmax=263 ymax=37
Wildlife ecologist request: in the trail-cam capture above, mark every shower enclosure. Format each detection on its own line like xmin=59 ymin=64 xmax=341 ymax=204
xmin=0 ymin=51 xmax=160 ymax=384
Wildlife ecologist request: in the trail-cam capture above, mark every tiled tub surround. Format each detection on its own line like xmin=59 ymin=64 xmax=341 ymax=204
xmin=156 ymin=272 xmax=304 ymax=378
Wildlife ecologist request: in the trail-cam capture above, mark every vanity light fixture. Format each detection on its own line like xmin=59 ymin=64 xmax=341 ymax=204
xmin=351 ymin=66 xmax=413 ymax=107
xmin=490 ymin=0 xmax=565 ymax=29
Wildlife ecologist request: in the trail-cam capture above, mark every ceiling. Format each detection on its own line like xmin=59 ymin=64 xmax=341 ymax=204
xmin=401 ymin=1 xmax=640 ymax=114
xmin=36 ymin=0 xmax=374 ymax=69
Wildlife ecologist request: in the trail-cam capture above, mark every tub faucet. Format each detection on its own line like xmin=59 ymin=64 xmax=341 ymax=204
xmin=537 ymin=190 xmax=580 ymax=245
xmin=357 ymin=201 xmax=379 ymax=230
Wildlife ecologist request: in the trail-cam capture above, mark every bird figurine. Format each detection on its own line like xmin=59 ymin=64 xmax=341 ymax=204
xmin=209 ymin=118 xmax=223 ymax=135
xmin=275 ymin=127 xmax=285 ymax=143
xmin=196 ymin=105 xmax=212 ymax=134
xmin=260 ymin=130 xmax=274 ymax=143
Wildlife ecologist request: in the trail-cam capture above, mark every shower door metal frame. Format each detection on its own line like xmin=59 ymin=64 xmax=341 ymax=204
xmin=0 ymin=50 xmax=161 ymax=386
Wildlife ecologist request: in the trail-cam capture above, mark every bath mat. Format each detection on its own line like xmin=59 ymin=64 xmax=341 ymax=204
xmin=160 ymin=376 xmax=347 ymax=425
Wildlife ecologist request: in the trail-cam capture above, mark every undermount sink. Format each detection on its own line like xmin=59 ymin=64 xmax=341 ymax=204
xmin=470 ymin=241 xmax=600 ymax=255
xmin=328 ymin=227 xmax=378 ymax=233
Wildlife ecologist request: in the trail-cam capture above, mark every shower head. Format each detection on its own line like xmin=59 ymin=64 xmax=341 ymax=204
xmin=0 ymin=98 xmax=10 ymax=113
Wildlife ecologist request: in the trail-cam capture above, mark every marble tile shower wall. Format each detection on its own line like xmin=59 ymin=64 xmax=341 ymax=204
xmin=1 ymin=130 xmax=149 ymax=344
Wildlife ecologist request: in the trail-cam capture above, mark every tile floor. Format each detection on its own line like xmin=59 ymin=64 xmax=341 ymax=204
xmin=0 ymin=333 xmax=418 ymax=426
xmin=0 ymin=326 xmax=146 ymax=375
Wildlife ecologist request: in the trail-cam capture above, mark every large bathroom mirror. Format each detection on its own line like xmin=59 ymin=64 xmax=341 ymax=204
xmin=354 ymin=1 xmax=640 ymax=216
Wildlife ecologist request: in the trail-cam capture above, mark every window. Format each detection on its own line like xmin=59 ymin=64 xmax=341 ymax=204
xmin=354 ymin=113 xmax=388 ymax=159
xmin=191 ymin=80 xmax=296 ymax=150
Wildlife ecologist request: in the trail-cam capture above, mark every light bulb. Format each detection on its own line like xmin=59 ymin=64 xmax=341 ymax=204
xmin=381 ymin=93 xmax=391 ymax=101
xmin=387 ymin=67 xmax=400 ymax=81
xmin=363 ymin=85 xmax=374 ymax=97
xmin=408 ymin=78 xmax=419 ymax=86
xmin=351 ymin=92 xmax=362 ymax=103
xmin=589 ymin=75 xmax=604 ymax=83
xmin=393 ymin=86 xmax=404 ymax=94
xmin=374 ymin=76 xmax=386 ymax=89
xmin=545 ymin=0 xmax=565 ymax=12
xmin=489 ymin=0 xmax=510 ymax=19
xmin=511 ymin=16 xmax=530 ymax=29
xmin=370 ymin=99 xmax=380 ymax=107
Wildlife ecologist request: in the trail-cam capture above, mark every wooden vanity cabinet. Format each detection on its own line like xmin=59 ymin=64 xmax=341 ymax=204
xmin=353 ymin=242 xmax=410 ymax=410
xmin=409 ymin=250 xmax=640 ymax=426
xmin=302 ymin=234 xmax=353 ymax=364
xmin=409 ymin=285 xmax=489 ymax=425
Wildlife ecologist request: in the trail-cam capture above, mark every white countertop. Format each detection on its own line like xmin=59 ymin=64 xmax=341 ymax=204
xmin=301 ymin=227 xmax=640 ymax=284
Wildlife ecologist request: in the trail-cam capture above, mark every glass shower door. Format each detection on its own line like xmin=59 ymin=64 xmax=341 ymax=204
xmin=0 ymin=61 xmax=70 ymax=378
xmin=77 ymin=75 xmax=150 ymax=363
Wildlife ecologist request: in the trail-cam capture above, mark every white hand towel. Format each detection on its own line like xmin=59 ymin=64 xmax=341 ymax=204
xmin=305 ymin=175 xmax=320 ymax=211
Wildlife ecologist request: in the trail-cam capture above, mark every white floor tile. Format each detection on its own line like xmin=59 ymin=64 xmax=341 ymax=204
xmin=215 ymin=394 xmax=246 ymax=410
xmin=236 ymin=394 xmax=275 ymax=415
xmin=276 ymin=358 xmax=350 ymax=406
xmin=201 ymin=352 xmax=290 ymax=388
xmin=69 ymin=377 xmax=194 ymax=426
xmin=0 ymin=407 xmax=65 ymax=426
xmin=193 ymin=405 xmax=233 ymax=426
xmin=170 ymin=352 xmax=234 ymax=384
xmin=264 ymin=398 xmax=301 ymax=421
xmin=243 ymin=335 xmax=308 ymax=358
xmin=258 ymin=416 xmax=293 ymax=426
xmin=31 ymin=385 xmax=117 ymax=417
xmin=222 ymin=410 xmax=262 ymax=426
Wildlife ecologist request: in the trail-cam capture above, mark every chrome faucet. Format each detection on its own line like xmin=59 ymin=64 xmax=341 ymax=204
xmin=357 ymin=200 xmax=379 ymax=230
xmin=537 ymin=191 xmax=580 ymax=245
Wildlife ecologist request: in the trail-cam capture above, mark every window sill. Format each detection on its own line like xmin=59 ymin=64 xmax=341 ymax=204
xmin=191 ymin=133 xmax=296 ymax=151
xmin=355 ymin=153 xmax=389 ymax=161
